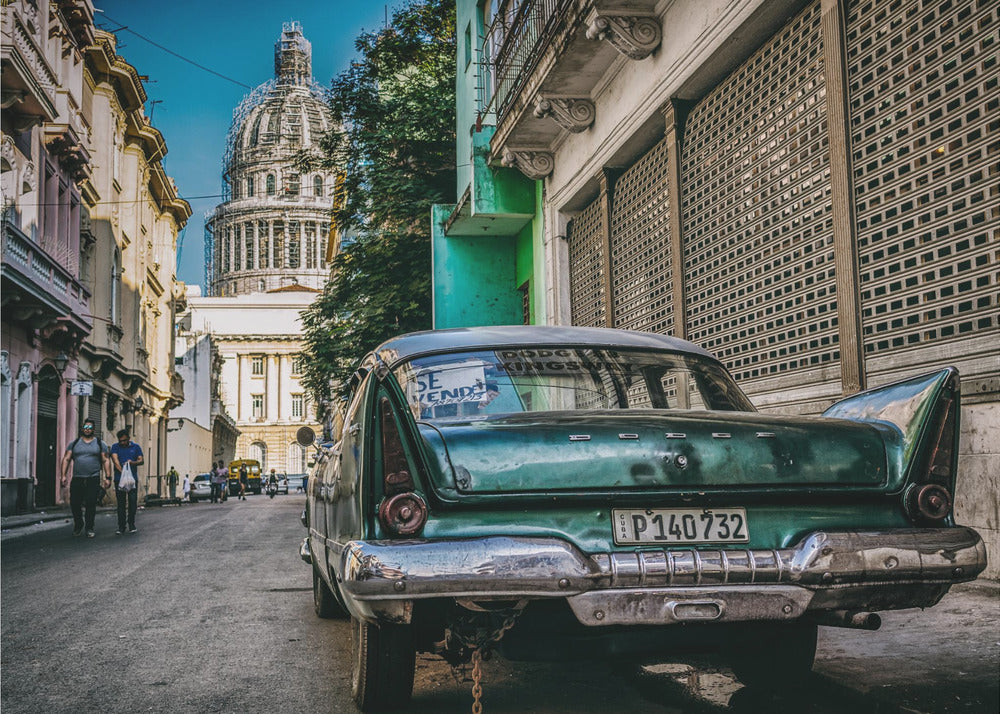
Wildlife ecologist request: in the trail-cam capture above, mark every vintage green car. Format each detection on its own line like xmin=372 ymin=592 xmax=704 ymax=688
xmin=299 ymin=326 xmax=986 ymax=711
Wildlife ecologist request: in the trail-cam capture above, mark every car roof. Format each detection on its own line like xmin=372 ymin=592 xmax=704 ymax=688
xmin=374 ymin=325 xmax=716 ymax=368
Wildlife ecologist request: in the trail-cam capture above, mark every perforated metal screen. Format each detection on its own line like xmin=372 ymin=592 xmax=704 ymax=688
xmin=610 ymin=138 xmax=675 ymax=334
xmin=847 ymin=0 xmax=1000 ymax=374
xmin=681 ymin=1 xmax=838 ymax=389
xmin=562 ymin=0 xmax=997 ymax=408
xmin=567 ymin=199 xmax=605 ymax=327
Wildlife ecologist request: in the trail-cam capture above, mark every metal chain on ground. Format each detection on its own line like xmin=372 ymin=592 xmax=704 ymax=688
xmin=471 ymin=648 xmax=484 ymax=714
xmin=468 ymin=611 xmax=521 ymax=714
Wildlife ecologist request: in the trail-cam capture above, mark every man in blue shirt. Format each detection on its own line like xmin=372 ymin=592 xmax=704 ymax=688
xmin=110 ymin=429 xmax=144 ymax=534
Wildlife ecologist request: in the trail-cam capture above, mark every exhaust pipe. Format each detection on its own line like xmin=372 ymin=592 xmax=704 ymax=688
xmin=809 ymin=610 xmax=881 ymax=630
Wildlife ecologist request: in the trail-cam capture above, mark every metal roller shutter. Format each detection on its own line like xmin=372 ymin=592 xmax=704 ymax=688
xmin=847 ymin=0 xmax=1000 ymax=380
xmin=567 ymin=198 xmax=606 ymax=327
xmin=681 ymin=1 xmax=838 ymax=409
xmin=610 ymin=138 xmax=674 ymax=335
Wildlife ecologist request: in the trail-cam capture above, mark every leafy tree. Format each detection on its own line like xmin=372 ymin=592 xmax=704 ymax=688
xmin=299 ymin=0 xmax=455 ymax=411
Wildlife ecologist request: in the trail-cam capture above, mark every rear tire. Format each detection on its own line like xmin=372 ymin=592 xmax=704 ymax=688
xmin=351 ymin=617 xmax=415 ymax=712
xmin=729 ymin=623 xmax=817 ymax=688
xmin=313 ymin=567 xmax=348 ymax=619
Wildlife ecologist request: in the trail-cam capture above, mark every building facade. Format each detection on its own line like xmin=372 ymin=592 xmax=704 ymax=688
xmin=460 ymin=0 xmax=998 ymax=575
xmin=431 ymin=0 xmax=543 ymax=328
xmin=2 ymin=0 xmax=95 ymax=515
xmin=80 ymin=29 xmax=191 ymax=500
xmin=1 ymin=2 xmax=189 ymax=515
xmin=181 ymin=290 xmax=320 ymax=478
xmin=172 ymin=284 xmax=240 ymax=472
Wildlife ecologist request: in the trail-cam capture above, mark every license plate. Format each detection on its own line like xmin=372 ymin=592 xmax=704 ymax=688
xmin=612 ymin=508 xmax=749 ymax=545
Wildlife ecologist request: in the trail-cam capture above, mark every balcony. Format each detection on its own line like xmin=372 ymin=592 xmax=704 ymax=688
xmin=484 ymin=0 xmax=661 ymax=179
xmin=168 ymin=371 xmax=185 ymax=408
xmin=1 ymin=215 xmax=91 ymax=335
xmin=0 ymin=7 xmax=59 ymax=128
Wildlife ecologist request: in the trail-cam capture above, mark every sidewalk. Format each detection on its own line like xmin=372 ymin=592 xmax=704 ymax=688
xmin=1 ymin=504 xmax=115 ymax=531
xmin=1 ymin=497 xmax=186 ymax=531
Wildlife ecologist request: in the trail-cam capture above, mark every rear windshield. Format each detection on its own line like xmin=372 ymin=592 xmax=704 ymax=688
xmin=392 ymin=347 xmax=754 ymax=422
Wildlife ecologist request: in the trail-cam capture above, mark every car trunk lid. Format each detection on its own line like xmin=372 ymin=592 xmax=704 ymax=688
xmin=418 ymin=411 xmax=890 ymax=495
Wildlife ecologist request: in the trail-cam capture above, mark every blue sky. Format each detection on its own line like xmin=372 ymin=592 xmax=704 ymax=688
xmin=96 ymin=0 xmax=404 ymax=288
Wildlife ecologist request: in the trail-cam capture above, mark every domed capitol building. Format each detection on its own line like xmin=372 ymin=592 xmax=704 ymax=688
xmin=172 ymin=23 xmax=334 ymax=478
xmin=206 ymin=21 xmax=336 ymax=295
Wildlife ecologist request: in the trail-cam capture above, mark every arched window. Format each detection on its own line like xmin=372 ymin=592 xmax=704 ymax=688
xmin=249 ymin=441 xmax=267 ymax=471
xmin=313 ymin=175 xmax=323 ymax=197
xmin=247 ymin=176 xmax=254 ymax=197
xmin=266 ymin=174 xmax=276 ymax=196
xmin=286 ymin=442 xmax=306 ymax=475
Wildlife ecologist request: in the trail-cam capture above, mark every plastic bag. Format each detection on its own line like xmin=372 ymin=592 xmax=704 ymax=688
xmin=118 ymin=461 xmax=136 ymax=491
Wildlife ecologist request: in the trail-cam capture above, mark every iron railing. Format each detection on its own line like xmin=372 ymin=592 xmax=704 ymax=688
xmin=482 ymin=0 xmax=573 ymax=125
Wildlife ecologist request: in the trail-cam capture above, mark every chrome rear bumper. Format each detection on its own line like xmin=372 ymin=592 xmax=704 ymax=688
xmin=338 ymin=527 xmax=986 ymax=625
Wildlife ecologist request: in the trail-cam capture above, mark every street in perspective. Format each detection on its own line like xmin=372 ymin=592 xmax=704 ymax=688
xmin=2 ymin=0 xmax=998 ymax=713
xmin=2 ymin=495 xmax=997 ymax=714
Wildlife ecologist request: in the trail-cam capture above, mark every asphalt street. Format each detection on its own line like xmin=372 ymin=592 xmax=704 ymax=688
xmin=1 ymin=496 xmax=997 ymax=714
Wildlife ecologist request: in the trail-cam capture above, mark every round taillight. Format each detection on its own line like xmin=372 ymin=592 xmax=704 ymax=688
xmin=915 ymin=484 xmax=952 ymax=520
xmin=378 ymin=492 xmax=428 ymax=536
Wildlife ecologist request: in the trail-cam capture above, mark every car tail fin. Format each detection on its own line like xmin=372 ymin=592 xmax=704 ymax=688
xmin=823 ymin=368 xmax=960 ymax=523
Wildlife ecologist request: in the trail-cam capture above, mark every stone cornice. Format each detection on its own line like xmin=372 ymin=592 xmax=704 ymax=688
xmin=85 ymin=32 xmax=146 ymax=111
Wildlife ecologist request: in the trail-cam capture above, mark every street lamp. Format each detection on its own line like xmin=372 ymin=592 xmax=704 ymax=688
xmin=54 ymin=352 xmax=69 ymax=375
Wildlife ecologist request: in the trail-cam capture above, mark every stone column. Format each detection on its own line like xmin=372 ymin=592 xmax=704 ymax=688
xmin=253 ymin=220 xmax=260 ymax=272
xmin=268 ymin=220 xmax=275 ymax=274
xmin=300 ymin=220 xmax=306 ymax=270
xmin=267 ymin=354 xmax=280 ymax=421
xmin=283 ymin=222 xmax=290 ymax=268
xmin=314 ymin=222 xmax=322 ymax=270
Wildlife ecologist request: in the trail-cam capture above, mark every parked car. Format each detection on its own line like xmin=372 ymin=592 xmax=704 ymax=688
xmin=300 ymin=326 xmax=986 ymax=712
xmin=188 ymin=473 xmax=213 ymax=502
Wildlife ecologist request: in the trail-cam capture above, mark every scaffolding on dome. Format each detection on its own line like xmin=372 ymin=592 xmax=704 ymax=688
xmin=220 ymin=78 xmax=276 ymax=201
xmin=204 ymin=21 xmax=335 ymax=297
xmin=219 ymin=78 xmax=330 ymax=199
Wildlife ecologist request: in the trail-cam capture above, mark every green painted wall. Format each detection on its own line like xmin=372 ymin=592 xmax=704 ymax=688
xmin=432 ymin=205 xmax=523 ymax=328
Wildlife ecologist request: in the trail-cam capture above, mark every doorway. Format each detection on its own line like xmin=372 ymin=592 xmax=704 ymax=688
xmin=34 ymin=369 xmax=60 ymax=507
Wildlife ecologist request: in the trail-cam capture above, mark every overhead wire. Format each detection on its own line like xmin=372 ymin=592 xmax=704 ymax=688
xmin=97 ymin=13 xmax=253 ymax=90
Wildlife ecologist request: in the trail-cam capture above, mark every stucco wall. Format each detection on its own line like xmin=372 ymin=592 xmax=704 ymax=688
xmin=954 ymin=402 xmax=999 ymax=580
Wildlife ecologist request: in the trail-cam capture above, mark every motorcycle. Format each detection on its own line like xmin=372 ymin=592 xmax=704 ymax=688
xmin=267 ymin=481 xmax=278 ymax=499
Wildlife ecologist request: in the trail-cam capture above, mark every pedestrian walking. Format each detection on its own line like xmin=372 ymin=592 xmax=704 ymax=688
xmin=59 ymin=419 xmax=112 ymax=538
xmin=238 ymin=463 xmax=248 ymax=500
xmin=167 ymin=465 xmax=179 ymax=499
xmin=182 ymin=473 xmax=191 ymax=502
xmin=110 ymin=429 xmax=144 ymax=534
xmin=211 ymin=461 xmax=227 ymax=503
